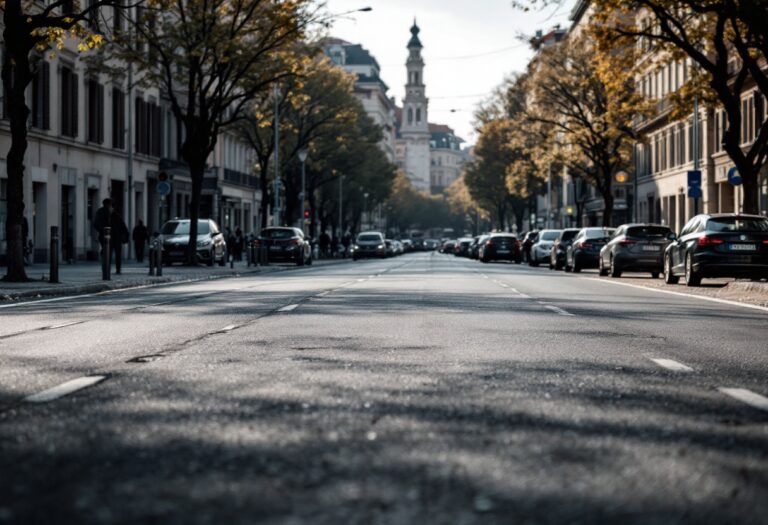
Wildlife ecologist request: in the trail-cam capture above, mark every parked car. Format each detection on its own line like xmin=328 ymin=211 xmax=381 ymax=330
xmin=161 ymin=219 xmax=227 ymax=266
xmin=664 ymin=214 xmax=768 ymax=286
xmin=470 ymin=235 xmax=490 ymax=260
xmin=549 ymin=229 xmax=580 ymax=270
xmin=393 ymin=240 xmax=405 ymax=255
xmin=521 ymin=230 xmax=539 ymax=263
xmin=479 ymin=233 xmax=522 ymax=263
xmin=352 ymin=231 xmax=387 ymax=260
xmin=441 ymin=240 xmax=456 ymax=253
xmin=455 ymin=237 xmax=474 ymax=257
xmin=401 ymin=239 xmax=413 ymax=252
xmin=425 ymin=239 xmax=440 ymax=250
xmin=565 ymin=227 xmax=615 ymax=273
xmin=529 ymin=230 xmax=561 ymax=267
xmin=599 ymin=224 xmax=672 ymax=278
xmin=254 ymin=226 xmax=312 ymax=266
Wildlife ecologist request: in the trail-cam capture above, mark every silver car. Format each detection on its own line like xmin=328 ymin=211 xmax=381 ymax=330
xmin=161 ymin=219 xmax=227 ymax=266
xmin=529 ymin=229 xmax=562 ymax=267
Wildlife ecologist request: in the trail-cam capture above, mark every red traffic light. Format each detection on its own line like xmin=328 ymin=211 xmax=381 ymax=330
xmin=304 ymin=210 xmax=310 ymax=218
xmin=158 ymin=171 xmax=169 ymax=182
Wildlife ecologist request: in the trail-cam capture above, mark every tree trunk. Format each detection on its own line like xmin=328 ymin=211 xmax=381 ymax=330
xmin=602 ymin=192 xmax=614 ymax=227
xmin=2 ymin=8 xmax=32 ymax=282
xmin=739 ymin=165 xmax=759 ymax=214
xmin=185 ymin=159 xmax=205 ymax=265
xmin=258 ymin=161 xmax=270 ymax=231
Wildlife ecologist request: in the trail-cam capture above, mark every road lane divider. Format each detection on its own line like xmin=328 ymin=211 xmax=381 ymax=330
xmin=718 ymin=388 xmax=768 ymax=412
xmin=278 ymin=304 xmax=299 ymax=313
xmin=543 ymin=305 xmax=575 ymax=317
xmin=649 ymin=358 xmax=694 ymax=372
xmin=24 ymin=375 xmax=108 ymax=403
xmin=44 ymin=321 xmax=86 ymax=330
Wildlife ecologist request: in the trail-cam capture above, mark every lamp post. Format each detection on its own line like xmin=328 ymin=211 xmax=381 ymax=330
xmin=363 ymin=192 xmax=369 ymax=231
xmin=298 ymin=148 xmax=308 ymax=235
xmin=273 ymin=84 xmax=281 ymax=226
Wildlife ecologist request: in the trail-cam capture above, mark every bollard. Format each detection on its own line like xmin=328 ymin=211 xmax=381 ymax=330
xmin=148 ymin=245 xmax=155 ymax=276
xmin=49 ymin=226 xmax=60 ymax=284
xmin=230 ymin=252 xmax=234 ymax=269
xmin=155 ymin=238 xmax=163 ymax=277
xmin=247 ymin=243 xmax=253 ymax=268
xmin=102 ymin=227 xmax=112 ymax=281
xmin=262 ymin=246 xmax=269 ymax=266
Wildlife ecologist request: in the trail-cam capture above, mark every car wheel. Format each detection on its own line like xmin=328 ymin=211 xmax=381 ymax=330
xmin=206 ymin=255 xmax=214 ymax=267
xmin=573 ymin=259 xmax=581 ymax=273
xmin=306 ymin=255 xmax=313 ymax=266
xmin=610 ymin=257 xmax=621 ymax=278
xmin=598 ymin=257 xmax=608 ymax=277
xmin=564 ymin=261 xmax=572 ymax=272
xmin=515 ymin=257 xmax=522 ymax=264
xmin=651 ymin=272 xmax=660 ymax=279
xmin=664 ymin=254 xmax=679 ymax=284
xmin=218 ymin=250 xmax=226 ymax=266
xmin=684 ymin=253 xmax=701 ymax=287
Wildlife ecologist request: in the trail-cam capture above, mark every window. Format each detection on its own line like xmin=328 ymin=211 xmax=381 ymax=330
xmin=407 ymin=107 xmax=413 ymax=125
xmin=87 ymin=79 xmax=104 ymax=143
xmin=61 ymin=66 xmax=79 ymax=138
xmin=416 ymin=108 xmax=421 ymax=123
xmin=112 ymin=87 xmax=125 ymax=149
xmin=31 ymin=61 xmax=50 ymax=130
xmin=112 ymin=0 xmax=123 ymax=33
xmin=135 ymin=97 xmax=162 ymax=156
xmin=414 ymin=72 xmax=419 ymax=85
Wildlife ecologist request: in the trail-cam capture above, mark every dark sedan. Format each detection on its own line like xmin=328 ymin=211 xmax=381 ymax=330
xmin=664 ymin=214 xmax=768 ymax=286
xmin=479 ymin=234 xmax=522 ymax=264
xmin=599 ymin=224 xmax=672 ymax=278
xmin=549 ymin=229 xmax=580 ymax=270
xmin=254 ymin=227 xmax=312 ymax=266
xmin=454 ymin=238 xmax=474 ymax=257
xmin=565 ymin=227 xmax=615 ymax=273
xmin=470 ymin=235 xmax=490 ymax=260
xmin=161 ymin=219 xmax=227 ymax=266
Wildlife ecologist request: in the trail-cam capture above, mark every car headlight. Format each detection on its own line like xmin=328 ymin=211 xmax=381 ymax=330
xmin=377 ymin=244 xmax=384 ymax=249
xmin=197 ymin=238 xmax=212 ymax=248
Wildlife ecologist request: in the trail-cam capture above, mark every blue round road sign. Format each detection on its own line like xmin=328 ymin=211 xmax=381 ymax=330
xmin=157 ymin=181 xmax=172 ymax=196
xmin=728 ymin=167 xmax=742 ymax=186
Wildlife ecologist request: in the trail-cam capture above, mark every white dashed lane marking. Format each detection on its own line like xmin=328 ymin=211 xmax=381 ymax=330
xmin=24 ymin=375 xmax=108 ymax=403
xmin=543 ymin=305 xmax=575 ymax=317
xmin=719 ymin=388 xmax=768 ymax=412
xmin=219 ymin=325 xmax=237 ymax=332
xmin=278 ymin=304 xmax=299 ymax=312
xmin=649 ymin=358 xmax=694 ymax=372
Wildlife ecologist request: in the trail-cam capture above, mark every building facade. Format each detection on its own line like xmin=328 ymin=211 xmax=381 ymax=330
xmin=395 ymin=21 xmax=431 ymax=193
xmin=323 ymin=39 xmax=396 ymax=162
xmin=0 ymin=8 xmax=260 ymax=264
xmin=429 ymin=124 xmax=465 ymax=194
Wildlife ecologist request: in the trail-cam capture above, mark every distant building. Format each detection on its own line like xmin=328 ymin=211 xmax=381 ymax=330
xmin=429 ymin=124 xmax=465 ymax=194
xmin=323 ymin=38 xmax=396 ymax=162
xmin=394 ymin=21 xmax=431 ymax=193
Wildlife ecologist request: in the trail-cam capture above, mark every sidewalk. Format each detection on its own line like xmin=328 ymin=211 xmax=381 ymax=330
xmin=0 ymin=256 xmax=351 ymax=303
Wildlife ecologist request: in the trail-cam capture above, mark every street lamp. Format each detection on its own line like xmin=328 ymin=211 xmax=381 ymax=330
xmin=298 ymin=148 xmax=308 ymax=234
xmin=363 ymin=192 xmax=369 ymax=231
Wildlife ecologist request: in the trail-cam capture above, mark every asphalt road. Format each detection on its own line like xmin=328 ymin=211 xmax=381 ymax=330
xmin=1 ymin=252 xmax=766 ymax=524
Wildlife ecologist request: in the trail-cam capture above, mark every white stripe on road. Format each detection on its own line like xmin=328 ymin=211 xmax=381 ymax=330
xmin=508 ymin=288 xmax=531 ymax=299
xmin=718 ymin=388 xmax=768 ymax=412
xmin=544 ymin=305 xmax=575 ymax=317
xmin=219 ymin=325 xmax=237 ymax=332
xmin=45 ymin=321 xmax=85 ymax=330
xmin=583 ymin=277 xmax=768 ymax=314
xmin=649 ymin=358 xmax=694 ymax=372
xmin=24 ymin=375 xmax=108 ymax=403
xmin=316 ymin=291 xmax=330 ymax=297
xmin=278 ymin=304 xmax=299 ymax=312
xmin=356 ymin=279 xmax=366 ymax=282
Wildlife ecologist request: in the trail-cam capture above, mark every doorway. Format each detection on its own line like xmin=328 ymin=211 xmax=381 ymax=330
xmin=61 ymin=185 xmax=75 ymax=262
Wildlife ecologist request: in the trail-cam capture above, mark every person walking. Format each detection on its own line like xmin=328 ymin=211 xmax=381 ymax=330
xmin=235 ymin=227 xmax=244 ymax=261
xmin=110 ymin=209 xmax=129 ymax=274
xmin=132 ymin=220 xmax=149 ymax=263
xmin=93 ymin=198 xmax=113 ymax=272
xmin=319 ymin=231 xmax=330 ymax=258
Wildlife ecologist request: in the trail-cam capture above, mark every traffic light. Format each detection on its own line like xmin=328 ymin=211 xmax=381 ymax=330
xmin=304 ymin=210 xmax=310 ymax=219
xmin=158 ymin=171 xmax=169 ymax=182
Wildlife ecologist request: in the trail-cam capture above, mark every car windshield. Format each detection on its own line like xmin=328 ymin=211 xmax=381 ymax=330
xmin=626 ymin=226 xmax=671 ymax=238
xmin=584 ymin=228 xmax=615 ymax=239
xmin=540 ymin=231 xmax=560 ymax=241
xmin=560 ymin=230 xmax=579 ymax=241
xmin=161 ymin=220 xmax=210 ymax=235
xmin=260 ymin=229 xmax=296 ymax=239
xmin=706 ymin=218 xmax=768 ymax=232
xmin=358 ymin=234 xmax=382 ymax=242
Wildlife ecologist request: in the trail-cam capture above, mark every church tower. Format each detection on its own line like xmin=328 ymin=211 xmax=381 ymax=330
xmin=399 ymin=20 xmax=431 ymax=192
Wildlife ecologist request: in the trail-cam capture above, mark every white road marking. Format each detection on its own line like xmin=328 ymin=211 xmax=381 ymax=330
xmin=219 ymin=325 xmax=237 ymax=332
xmin=24 ymin=375 xmax=108 ymax=403
xmin=316 ymin=291 xmax=330 ymax=297
xmin=718 ymin=388 xmax=768 ymax=412
xmin=278 ymin=304 xmax=299 ymax=312
xmin=45 ymin=321 xmax=85 ymax=330
xmin=583 ymin=277 xmax=768 ymax=314
xmin=649 ymin=358 xmax=694 ymax=372
xmin=544 ymin=305 xmax=575 ymax=317
xmin=356 ymin=278 xmax=366 ymax=282
xmin=508 ymin=288 xmax=531 ymax=299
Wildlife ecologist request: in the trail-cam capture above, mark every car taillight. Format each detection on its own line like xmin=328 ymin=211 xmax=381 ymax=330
xmin=486 ymin=240 xmax=493 ymax=247
xmin=579 ymin=241 xmax=592 ymax=249
xmin=762 ymin=239 xmax=768 ymax=245
xmin=289 ymin=238 xmax=300 ymax=245
xmin=618 ymin=240 xmax=636 ymax=246
xmin=697 ymin=236 xmax=724 ymax=247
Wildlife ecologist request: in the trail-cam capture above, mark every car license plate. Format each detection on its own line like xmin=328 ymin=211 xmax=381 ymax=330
xmin=642 ymin=245 xmax=660 ymax=251
xmin=270 ymin=246 xmax=281 ymax=251
xmin=497 ymin=249 xmax=510 ymax=254
xmin=170 ymin=251 xmax=184 ymax=257
xmin=730 ymin=243 xmax=755 ymax=251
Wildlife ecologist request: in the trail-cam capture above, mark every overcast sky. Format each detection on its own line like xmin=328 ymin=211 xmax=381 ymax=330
xmin=323 ymin=0 xmax=576 ymax=146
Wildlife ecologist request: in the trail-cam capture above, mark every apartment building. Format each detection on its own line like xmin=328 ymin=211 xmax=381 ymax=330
xmin=429 ymin=124 xmax=465 ymax=195
xmin=0 ymin=8 xmax=259 ymax=264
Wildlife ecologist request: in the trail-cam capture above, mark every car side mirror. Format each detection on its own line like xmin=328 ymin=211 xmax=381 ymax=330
xmin=667 ymin=233 xmax=677 ymax=241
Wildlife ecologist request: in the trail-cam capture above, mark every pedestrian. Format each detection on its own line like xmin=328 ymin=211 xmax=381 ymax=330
xmin=111 ymin=209 xmax=129 ymax=274
xmin=225 ymin=228 xmax=235 ymax=262
xmin=93 ymin=198 xmax=113 ymax=271
xmin=319 ymin=231 xmax=330 ymax=258
xmin=132 ymin=219 xmax=149 ymax=263
xmin=235 ymin=227 xmax=244 ymax=261
xmin=331 ymin=235 xmax=339 ymax=258
xmin=342 ymin=232 xmax=351 ymax=258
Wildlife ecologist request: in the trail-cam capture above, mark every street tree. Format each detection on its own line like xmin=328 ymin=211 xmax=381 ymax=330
xmin=2 ymin=0 xmax=126 ymax=282
xmin=108 ymin=0 xmax=312 ymax=264
xmin=525 ymin=33 xmax=646 ymax=226
xmin=590 ymin=0 xmax=768 ymax=215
